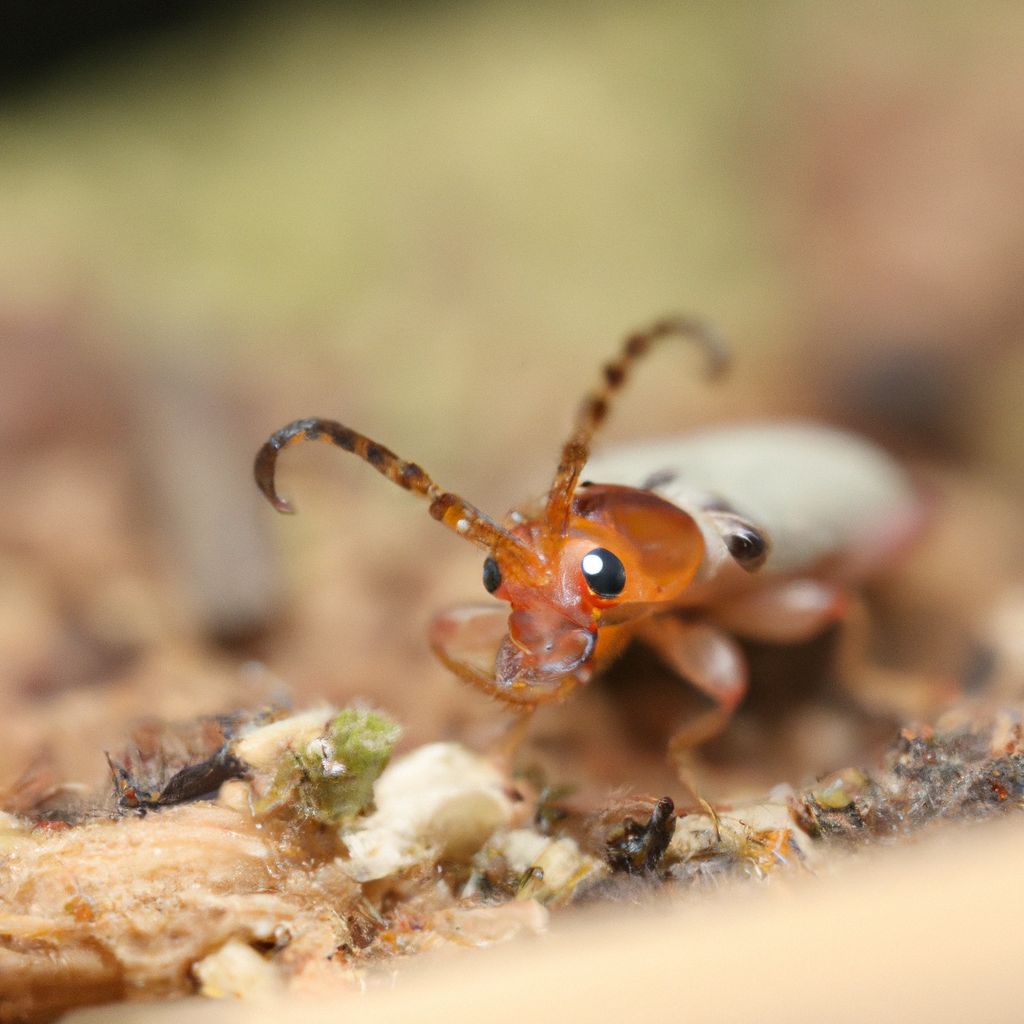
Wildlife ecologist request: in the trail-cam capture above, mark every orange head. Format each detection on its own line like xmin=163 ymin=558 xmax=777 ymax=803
xmin=254 ymin=317 xmax=725 ymax=702
xmin=481 ymin=484 xmax=706 ymax=687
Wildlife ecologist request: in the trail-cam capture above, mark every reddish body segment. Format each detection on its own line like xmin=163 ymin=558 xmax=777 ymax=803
xmin=255 ymin=318 xmax=922 ymax=759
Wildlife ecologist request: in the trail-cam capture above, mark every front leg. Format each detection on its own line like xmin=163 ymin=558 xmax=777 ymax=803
xmin=633 ymin=615 xmax=748 ymax=761
xmin=708 ymin=579 xmax=848 ymax=644
xmin=429 ymin=605 xmax=584 ymax=706
xmin=713 ymin=585 xmax=952 ymax=719
xmin=431 ymin=605 xmax=589 ymax=768
xmin=835 ymin=595 xmax=957 ymax=719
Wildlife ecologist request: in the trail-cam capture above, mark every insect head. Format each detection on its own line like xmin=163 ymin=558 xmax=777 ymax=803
xmin=255 ymin=318 xmax=731 ymax=705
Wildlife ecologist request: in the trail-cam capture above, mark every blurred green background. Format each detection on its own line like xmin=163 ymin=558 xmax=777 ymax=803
xmin=5 ymin=2 xmax=1024 ymax=448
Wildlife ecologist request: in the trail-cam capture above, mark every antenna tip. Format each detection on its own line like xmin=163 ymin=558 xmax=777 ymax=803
xmin=270 ymin=494 xmax=295 ymax=515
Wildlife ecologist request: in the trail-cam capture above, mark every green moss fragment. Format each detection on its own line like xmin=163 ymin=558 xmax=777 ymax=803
xmin=256 ymin=708 xmax=400 ymax=824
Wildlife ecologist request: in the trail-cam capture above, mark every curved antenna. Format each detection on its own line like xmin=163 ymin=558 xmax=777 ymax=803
xmin=545 ymin=316 xmax=728 ymax=538
xmin=254 ymin=418 xmax=540 ymax=570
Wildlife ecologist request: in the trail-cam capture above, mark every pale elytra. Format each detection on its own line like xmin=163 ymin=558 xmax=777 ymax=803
xmin=255 ymin=318 xmax=922 ymax=762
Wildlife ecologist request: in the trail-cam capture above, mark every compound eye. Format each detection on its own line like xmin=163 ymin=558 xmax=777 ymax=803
xmin=724 ymin=524 xmax=768 ymax=572
xmin=581 ymin=547 xmax=626 ymax=598
xmin=482 ymin=556 xmax=502 ymax=594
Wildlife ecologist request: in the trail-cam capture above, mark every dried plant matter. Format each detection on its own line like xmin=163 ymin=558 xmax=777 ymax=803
xmin=799 ymin=712 xmax=1024 ymax=841
xmin=0 ymin=719 xmax=531 ymax=1021
xmin=0 ymin=803 xmax=359 ymax=1020
xmin=2 ymin=701 xmax=1024 ymax=1022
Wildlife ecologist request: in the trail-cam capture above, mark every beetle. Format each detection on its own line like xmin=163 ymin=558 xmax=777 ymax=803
xmin=254 ymin=317 xmax=923 ymax=762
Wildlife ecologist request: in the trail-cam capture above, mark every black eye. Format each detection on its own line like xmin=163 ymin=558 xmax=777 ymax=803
xmin=725 ymin=525 xmax=768 ymax=572
xmin=482 ymin=556 xmax=502 ymax=594
xmin=580 ymin=547 xmax=626 ymax=598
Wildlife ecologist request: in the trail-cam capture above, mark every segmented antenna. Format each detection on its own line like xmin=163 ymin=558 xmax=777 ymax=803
xmin=254 ymin=417 xmax=540 ymax=569
xmin=544 ymin=317 xmax=728 ymax=539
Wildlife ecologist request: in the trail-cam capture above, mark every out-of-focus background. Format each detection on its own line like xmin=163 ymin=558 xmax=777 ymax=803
xmin=3 ymin=1 xmax=1024 ymax=800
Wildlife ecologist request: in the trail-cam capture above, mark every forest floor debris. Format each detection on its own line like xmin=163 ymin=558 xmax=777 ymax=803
xmin=1 ymin=700 xmax=1022 ymax=1022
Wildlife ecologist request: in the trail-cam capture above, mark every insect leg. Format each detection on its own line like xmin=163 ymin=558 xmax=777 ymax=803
xmin=429 ymin=605 xmax=584 ymax=706
xmin=494 ymin=707 xmax=536 ymax=767
xmin=545 ymin=317 xmax=729 ymax=537
xmin=709 ymin=579 xmax=848 ymax=643
xmin=834 ymin=595 xmax=957 ymax=719
xmin=633 ymin=615 xmax=748 ymax=759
